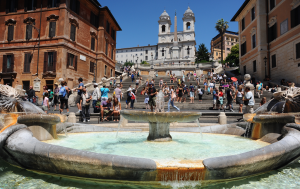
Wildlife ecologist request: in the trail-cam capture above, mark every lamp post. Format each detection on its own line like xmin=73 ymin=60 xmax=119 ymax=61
xmin=151 ymin=53 xmax=154 ymax=69
xmin=264 ymin=56 xmax=267 ymax=78
xmin=211 ymin=53 xmax=214 ymax=72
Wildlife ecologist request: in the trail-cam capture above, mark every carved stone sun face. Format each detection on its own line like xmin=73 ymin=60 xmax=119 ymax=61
xmin=161 ymin=37 xmax=166 ymax=42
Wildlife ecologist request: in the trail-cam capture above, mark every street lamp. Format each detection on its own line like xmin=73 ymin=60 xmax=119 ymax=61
xmin=211 ymin=53 xmax=214 ymax=72
xmin=264 ymin=56 xmax=267 ymax=78
xmin=151 ymin=53 xmax=154 ymax=69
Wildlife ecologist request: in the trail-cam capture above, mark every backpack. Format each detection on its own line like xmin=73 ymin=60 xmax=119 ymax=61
xmin=131 ymin=93 xmax=136 ymax=100
xmin=191 ymin=86 xmax=195 ymax=92
xmin=59 ymin=87 xmax=66 ymax=98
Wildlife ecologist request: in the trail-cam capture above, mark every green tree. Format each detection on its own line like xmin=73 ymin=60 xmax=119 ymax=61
xmin=225 ymin=44 xmax=239 ymax=66
xmin=195 ymin=43 xmax=209 ymax=63
xmin=141 ymin=61 xmax=149 ymax=65
xmin=123 ymin=61 xmax=134 ymax=67
xmin=215 ymin=18 xmax=229 ymax=64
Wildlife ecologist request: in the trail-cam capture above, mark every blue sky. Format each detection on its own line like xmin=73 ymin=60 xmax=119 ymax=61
xmin=99 ymin=0 xmax=244 ymax=51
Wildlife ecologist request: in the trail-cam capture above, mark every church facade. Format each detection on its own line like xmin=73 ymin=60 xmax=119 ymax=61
xmin=116 ymin=7 xmax=196 ymax=64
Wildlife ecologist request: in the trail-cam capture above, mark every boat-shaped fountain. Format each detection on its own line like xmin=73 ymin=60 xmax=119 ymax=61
xmin=0 ymin=84 xmax=300 ymax=186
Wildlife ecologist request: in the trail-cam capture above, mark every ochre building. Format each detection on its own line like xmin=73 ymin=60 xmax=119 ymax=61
xmin=0 ymin=0 xmax=121 ymax=98
xmin=210 ymin=31 xmax=239 ymax=61
xmin=232 ymin=0 xmax=300 ymax=84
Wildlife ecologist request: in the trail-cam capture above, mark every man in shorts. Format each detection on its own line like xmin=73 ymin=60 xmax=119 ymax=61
xmin=189 ymin=83 xmax=195 ymax=103
xmin=147 ymin=84 xmax=157 ymax=112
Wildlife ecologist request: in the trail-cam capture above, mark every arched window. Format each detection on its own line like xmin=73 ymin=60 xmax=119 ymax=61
xmin=171 ymin=39 xmax=173 ymax=42
xmin=162 ymin=48 xmax=165 ymax=56
xmin=162 ymin=25 xmax=166 ymax=33
xmin=186 ymin=22 xmax=191 ymax=30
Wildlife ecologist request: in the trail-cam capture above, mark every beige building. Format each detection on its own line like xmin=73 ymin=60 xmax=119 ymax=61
xmin=211 ymin=31 xmax=239 ymax=61
xmin=231 ymin=0 xmax=300 ymax=85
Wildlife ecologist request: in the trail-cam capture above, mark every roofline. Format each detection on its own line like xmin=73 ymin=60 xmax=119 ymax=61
xmin=212 ymin=31 xmax=239 ymax=41
xmin=100 ymin=6 xmax=122 ymax=31
xmin=117 ymin=45 xmax=158 ymax=50
xmin=89 ymin=0 xmax=101 ymax=8
xmin=231 ymin=0 xmax=250 ymax=21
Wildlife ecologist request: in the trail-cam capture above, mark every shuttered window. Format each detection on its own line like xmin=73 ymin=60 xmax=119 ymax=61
xmin=70 ymin=0 xmax=80 ymax=14
xmin=105 ymin=42 xmax=108 ymax=55
xmin=90 ymin=12 xmax=98 ymax=28
xmin=111 ymin=48 xmax=114 ymax=60
xmin=251 ymin=7 xmax=255 ymax=21
xmin=253 ymin=60 xmax=256 ymax=72
xmin=111 ymin=28 xmax=115 ymax=40
xmin=268 ymin=23 xmax=277 ymax=42
xmin=47 ymin=0 xmax=60 ymax=8
xmin=25 ymin=0 xmax=36 ymax=11
xmin=24 ymin=53 xmax=32 ymax=73
xmin=90 ymin=62 xmax=95 ymax=73
xmin=26 ymin=25 xmax=32 ymax=40
xmin=2 ymin=55 xmax=14 ymax=73
xmin=243 ymin=66 xmax=246 ymax=75
xmin=241 ymin=42 xmax=247 ymax=56
xmin=272 ymin=54 xmax=276 ymax=68
xmin=7 ymin=25 xmax=14 ymax=41
xmin=241 ymin=18 xmax=245 ymax=31
xmin=270 ymin=0 xmax=275 ymax=11
xmin=67 ymin=53 xmax=78 ymax=70
xmin=296 ymin=42 xmax=300 ymax=59
xmin=6 ymin=0 xmax=17 ymax=13
xmin=44 ymin=52 xmax=57 ymax=72
xmin=252 ymin=34 xmax=256 ymax=48
xmin=106 ymin=21 xmax=110 ymax=33
xmin=70 ymin=24 xmax=76 ymax=41
xmin=291 ymin=5 xmax=300 ymax=28
xmin=91 ymin=37 xmax=95 ymax=51
xmin=49 ymin=22 xmax=56 ymax=38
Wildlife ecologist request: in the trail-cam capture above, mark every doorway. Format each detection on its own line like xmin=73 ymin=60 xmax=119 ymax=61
xmin=22 ymin=81 xmax=30 ymax=92
xmin=3 ymin=79 xmax=12 ymax=86
xmin=46 ymin=80 xmax=54 ymax=92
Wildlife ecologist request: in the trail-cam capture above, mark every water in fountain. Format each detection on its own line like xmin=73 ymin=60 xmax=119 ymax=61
xmin=116 ymin=115 xmax=126 ymax=138
xmin=195 ymin=119 xmax=203 ymax=139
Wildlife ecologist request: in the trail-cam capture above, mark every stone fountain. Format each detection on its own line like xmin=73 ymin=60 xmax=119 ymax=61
xmin=1 ymin=81 xmax=300 ymax=185
xmin=121 ymin=110 xmax=202 ymax=141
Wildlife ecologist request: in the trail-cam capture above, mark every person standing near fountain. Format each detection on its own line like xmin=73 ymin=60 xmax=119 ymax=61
xmin=81 ymin=87 xmax=92 ymax=122
xmin=59 ymin=81 xmax=70 ymax=114
xmin=74 ymin=78 xmax=84 ymax=114
xmin=53 ymin=83 xmax=59 ymax=111
xmin=243 ymin=86 xmax=255 ymax=114
xmin=147 ymin=84 xmax=157 ymax=112
xmin=100 ymin=85 xmax=109 ymax=102
xmin=27 ymin=86 xmax=35 ymax=104
xmin=92 ymin=83 xmax=100 ymax=113
xmin=189 ymin=83 xmax=195 ymax=104
xmin=167 ymin=85 xmax=180 ymax=112
xmin=42 ymin=93 xmax=50 ymax=114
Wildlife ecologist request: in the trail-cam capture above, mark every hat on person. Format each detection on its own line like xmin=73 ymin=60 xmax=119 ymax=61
xmin=54 ymin=83 xmax=59 ymax=85
xmin=94 ymin=83 xmax=98 ymax=86
xmin=48 ymin=89 xmax=51 ymax=91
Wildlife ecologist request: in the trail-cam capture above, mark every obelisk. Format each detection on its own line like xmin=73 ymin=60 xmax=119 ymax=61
xmin=174 ymin=11 xmax=178 ymax=42
xmin=172 ymin=11 xmax=179 ymax=59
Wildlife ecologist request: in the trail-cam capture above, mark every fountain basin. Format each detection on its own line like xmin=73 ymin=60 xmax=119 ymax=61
xmin=121 ymin=110 xmax=202 ymax=141
xmin=17 ymin=114 xmax=61 ymax=140
xmin=243 ymin=113 xmax=299 ymax=139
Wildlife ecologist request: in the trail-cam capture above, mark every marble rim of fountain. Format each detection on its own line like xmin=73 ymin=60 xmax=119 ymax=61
xmin=120 ymin=110 xmax=202 ymax=123
xmin=244 ymin=113 xmax=300 ymax=123
xmin=1 ymin=122 xmax=300 ymax=181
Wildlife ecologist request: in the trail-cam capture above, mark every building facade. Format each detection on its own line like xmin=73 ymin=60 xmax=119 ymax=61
xmin=211 ymin=31 xmax=239 ymax=61
xmin=116 ymin=7 xmax=196 ymax=64
xmin=232 ymin=0 xmax=300 ymax=84
xmin=0 ymin=0 xmax=121 ymax=98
